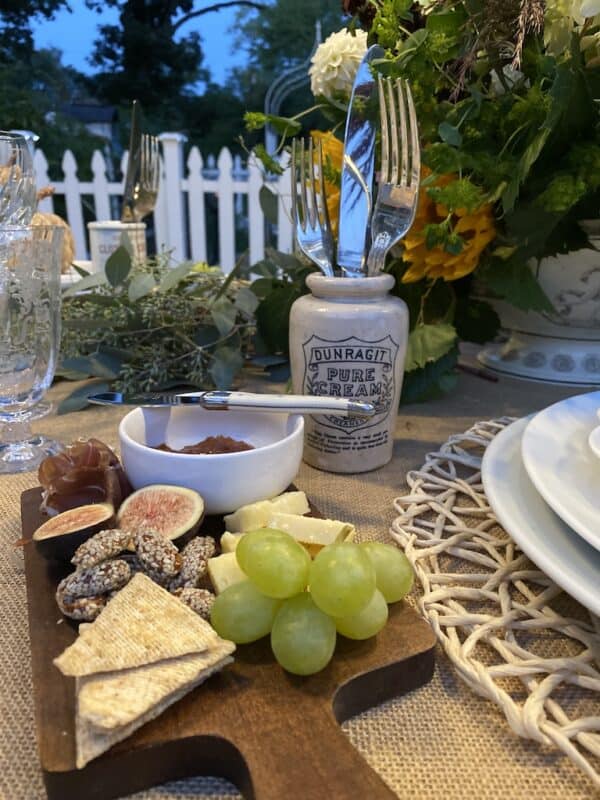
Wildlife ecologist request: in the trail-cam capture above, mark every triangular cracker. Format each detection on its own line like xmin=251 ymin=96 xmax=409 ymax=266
xmin=75 ymin=646 xmax=234 ymax=768
xmin=78 ymin=639 xmax=235 ymax=731
xmin=54 ymin=574 xmax=218 ymax=676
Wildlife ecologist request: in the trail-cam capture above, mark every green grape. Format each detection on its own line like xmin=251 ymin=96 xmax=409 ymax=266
xmin=360 ymin=542 xmax=414 ymax=603
xmin=236 ymin=528 xmax=311 ymax=599
xmin=334 ymin=589 xmax=388 ymax=640
xmin=271 ymin=593 xmax=336 ymax=675
xmin=210 ymin=580 xmax=281 ymax=644
xmin=308 ymin=543 xmax=376 ymax=618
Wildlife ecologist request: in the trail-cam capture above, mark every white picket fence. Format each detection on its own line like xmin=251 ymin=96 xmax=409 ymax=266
xmin=33 ymin=133 xmax=294 ymax=273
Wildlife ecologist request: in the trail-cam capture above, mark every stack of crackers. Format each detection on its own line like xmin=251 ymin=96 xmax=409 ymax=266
xmin=54 ymin=573 xmax=235 ymax=768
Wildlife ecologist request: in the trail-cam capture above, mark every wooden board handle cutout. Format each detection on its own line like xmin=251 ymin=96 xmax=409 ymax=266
xmin=21 ymin=487 xmax=436 ymax=800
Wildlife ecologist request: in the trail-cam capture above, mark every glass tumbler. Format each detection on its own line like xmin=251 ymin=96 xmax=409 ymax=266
xmin=0 ymin=225 xmax=64 ymax=473
xmin=0 ymin=131 xmax=36 ymax=225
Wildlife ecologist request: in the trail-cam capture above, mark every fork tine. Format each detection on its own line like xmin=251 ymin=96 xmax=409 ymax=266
xmin=291 ymin=138 xmax=299 ymax=231
xmin=315 ymin=138 xmax=331 ymax=234
xmin=397 ymin=79 xmax=409 ymax=187
xmin=387 ymin=78 xmax=400 ymax=186
xmin=378 ymin=75 xmax=390 ymax=183
xmin=147 ymin=136 xmax=157 ymax=189
xmin=405 ymin=82 xmax=420 ymax=190
xmin=299 ymin=139 xmax=309 ymax=232
xmin=308 ymin=137 xmax=317 ymax=229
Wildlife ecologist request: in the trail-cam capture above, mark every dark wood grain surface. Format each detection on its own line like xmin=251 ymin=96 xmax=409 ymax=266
xmin=21 ymin=486 xmax=436 ymax=800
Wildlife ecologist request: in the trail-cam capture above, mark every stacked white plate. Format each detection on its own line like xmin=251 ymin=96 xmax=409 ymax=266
xmin=481 ymin=390 xmax=600 ymax=616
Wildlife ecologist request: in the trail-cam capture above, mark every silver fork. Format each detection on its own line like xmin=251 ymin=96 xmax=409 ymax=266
xmin=291 ymin=137 xmax=334 ymax=277
xmin=132 ymin=134 xmax=160 ymax=222
xmin=366 ymin=76 xmax=420 ymax=276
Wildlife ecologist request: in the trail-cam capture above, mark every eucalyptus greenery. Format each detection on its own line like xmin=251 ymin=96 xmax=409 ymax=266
xmin=58 ymin=246 xmax=258 ymax=413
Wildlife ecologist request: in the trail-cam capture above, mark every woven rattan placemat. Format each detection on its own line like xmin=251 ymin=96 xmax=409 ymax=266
xmin=0 ymin=389 xmax=597 ymax=799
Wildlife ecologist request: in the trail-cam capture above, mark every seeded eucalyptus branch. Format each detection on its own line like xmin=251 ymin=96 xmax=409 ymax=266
xmin=58 ymin=246 xmax=258 ymax=413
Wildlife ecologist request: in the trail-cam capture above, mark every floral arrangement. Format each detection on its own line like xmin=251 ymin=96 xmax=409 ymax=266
xmin=247 ymin=0 xmax=600 ymax=400
xmin=58 ymin=247 xmax=258 ymax=412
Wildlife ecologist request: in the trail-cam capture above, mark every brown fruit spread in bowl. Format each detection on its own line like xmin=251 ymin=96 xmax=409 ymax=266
xmin=154 ymin=435 xmax=254 ymax=455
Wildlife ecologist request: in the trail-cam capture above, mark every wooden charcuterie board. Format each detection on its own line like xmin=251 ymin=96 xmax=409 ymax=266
xmin=21 ymin=486 xmax=436 ymax=800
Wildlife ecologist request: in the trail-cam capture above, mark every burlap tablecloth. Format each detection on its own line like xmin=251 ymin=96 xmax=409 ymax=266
xmin=1 ymin=371 xmax=597 ymax=800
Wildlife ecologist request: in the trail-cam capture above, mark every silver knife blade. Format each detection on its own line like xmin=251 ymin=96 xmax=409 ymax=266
xmin=89 ymin=391 xmax=206 ymax=407
xmin=336 ymin=45 xmax=384 ymax=278
xmin=121 ymin=100 xmax=142 ymax=222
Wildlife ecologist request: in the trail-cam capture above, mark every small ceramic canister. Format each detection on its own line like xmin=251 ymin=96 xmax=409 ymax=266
xmin=289 ymin=273 xmax=409 ymax=473
xmin=88 ymin=221 xmax=146 ymax=273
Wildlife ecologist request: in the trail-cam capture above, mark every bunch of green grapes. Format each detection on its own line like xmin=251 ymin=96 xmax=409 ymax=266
xmin=210 ymin=530 xmax=414 ymax=676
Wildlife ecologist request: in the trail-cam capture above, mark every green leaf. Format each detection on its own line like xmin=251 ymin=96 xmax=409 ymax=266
xmin=401 ymin=346 xmax=459 ymax=404
xmin=423 ymin=143 xmax=463 ymax=174
xmin=426 ymin=7 xmax=467 ymax=35
xmin=234 ymin=285 xmax=259 ymax=316
xmin=159 ymin=261 xmax=194 ymax=292
xmin=209 ymin=346 xmax=244 ymax=389
xmin=438 ymin=121 xmax=462 ymax=147
xmin=53 ymin=366 xmax=90 ymax=381
xmin=128 ymin=272 xmax=156 ymax=301
xmin=251 ymin=355 xmax=289 ymax=368
xmin=72 ymin=263 xmax=90 ymax=278
xmin=250 ymin=277 xmax=274 ymax=298
xmin=265 ymin=113 xmax=302 ymax=137
xmin=194 ymin=326 xmax=221 ymax=347
xmin=397 ymin=29 xmax=428 ymax=61
xmin=259 ymin=186 xmax=278 ymax=224
xmin=405 ymin=323 xmax=457 ymax=371
xmin=256 ymin=283 xmax=303 ymax=354
xmin=57 ymin=380 xmax=110 ymax=414
xmin=427 ymin=178 xmax=485 ymax=213
xmin=251 ymin=259 xmax=279 ymax=278
xmin=213 ymin=255 xmax=244 ymax=301
xmin=262 ymin=361 xmax=291 ymax=382
xmin=62 ymin=271 xmax=107 ymax=297
xmin=93 ymin=349 xmax=124 ymax=378
xmin=254 ymin=145 xmax=284 ymax=176
xmin=210 ymin=297 xmax=238 ymax=336
xmin=60 ymin=354 xmax=120 ymax=380
xmin=119 ymin=231 xmax=136 ymax=256
xmin=104 ymin=246 xmax=132 ymax=287
xmin=477 ymin=256 xmax=554 ymax=312
xmin=265 ymin=247 xmax=305 ymax=273
xmin=454 ymin=298 xmax=500 ymax=344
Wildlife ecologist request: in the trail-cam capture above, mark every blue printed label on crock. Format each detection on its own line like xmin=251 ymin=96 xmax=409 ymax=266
xmin=302 ymin=334 xmax=399 ymax=434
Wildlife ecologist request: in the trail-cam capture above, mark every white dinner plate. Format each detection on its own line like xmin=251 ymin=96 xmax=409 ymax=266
xmin=482 ymin=416 xmax=600 ymax=616
xmin=521 ymin=390 xmax=600 ymax=552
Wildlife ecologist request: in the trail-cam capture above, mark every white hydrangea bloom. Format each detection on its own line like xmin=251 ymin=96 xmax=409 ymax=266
xmin=309 ymin=29 xmax=368 ymax=102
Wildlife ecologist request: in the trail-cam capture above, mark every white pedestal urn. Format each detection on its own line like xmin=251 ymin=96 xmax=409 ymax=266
xmin=478 ymin=224 xmax=600 ymax=385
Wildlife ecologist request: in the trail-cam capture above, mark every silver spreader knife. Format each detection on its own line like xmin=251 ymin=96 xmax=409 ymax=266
xmin=336 ymin=45 xmax=384 ymax=278
xmin=89 ymin=391 xmax=375 ymax=418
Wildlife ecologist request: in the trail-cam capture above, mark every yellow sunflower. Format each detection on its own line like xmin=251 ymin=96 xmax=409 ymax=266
xmin=310 ymin=130 xmax=343 ymax=238
xmin=402 ymin=168 xmax=496 ymax=283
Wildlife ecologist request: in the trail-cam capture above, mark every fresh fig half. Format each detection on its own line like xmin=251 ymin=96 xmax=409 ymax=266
xmin=117 ymin=485 xmax=205 ymax=546
xmin=33 ymin=502 xmax=115 ymax=561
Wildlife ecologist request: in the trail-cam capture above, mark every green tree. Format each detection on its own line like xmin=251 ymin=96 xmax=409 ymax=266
xmin=85 ymin=1 xmax=268 ymax=154
xmin=0 ymin=47 xmax=104 ymax=180
xmin=0 ymin=0 xmax=69 ymax=61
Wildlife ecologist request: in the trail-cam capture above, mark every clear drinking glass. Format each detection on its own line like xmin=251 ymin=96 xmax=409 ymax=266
xmin=0 ymin=132 xmax=36 ymax=225
xmin=0 ymin=225 xmax=64 ymax=473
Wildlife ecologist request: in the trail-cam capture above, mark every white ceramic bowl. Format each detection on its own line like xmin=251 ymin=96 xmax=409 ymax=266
xmin=119 ymin=406 xmax=304 ymax=515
